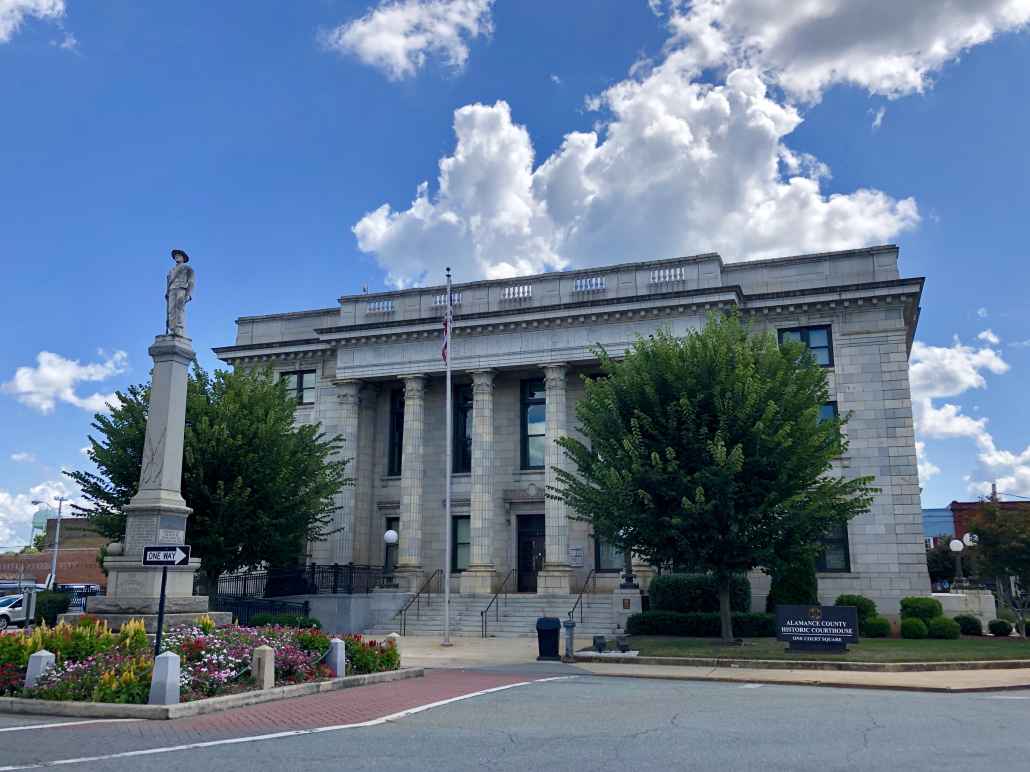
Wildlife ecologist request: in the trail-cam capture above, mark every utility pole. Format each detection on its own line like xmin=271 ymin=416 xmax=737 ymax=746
xmin=31 ymin=496 xmax=67 ymax=590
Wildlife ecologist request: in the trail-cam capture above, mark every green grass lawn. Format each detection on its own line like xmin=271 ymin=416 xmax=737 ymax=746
xmin=625 ymin=636 xmax=1030 ymax=662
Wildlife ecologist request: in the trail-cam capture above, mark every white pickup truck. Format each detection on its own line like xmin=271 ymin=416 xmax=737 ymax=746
xmin=0 ymin=594 xmax=28 ymax=631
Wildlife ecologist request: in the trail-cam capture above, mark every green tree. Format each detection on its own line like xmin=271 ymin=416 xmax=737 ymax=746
xmin=550 ymin=314 xmax=875 ymax=642
xmin=67 ymin=366 xmax=352 ymax=588
xmin=972 ymin=504 xmax=1030 ymax=637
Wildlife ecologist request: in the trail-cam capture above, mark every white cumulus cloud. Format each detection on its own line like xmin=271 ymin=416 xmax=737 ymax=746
xmin=665 ymin=0 xmax=1030 ymax=103
xmin=2 ymin=350 xmax=127 ymax=415
xmin=324 ymin=0 xmax=493 ymax=80
xmin=0 ymin=478 xmax=79 ymax=548
xmin=977 ymin=329 xmax=1001 ymax=345
xmin=10 ymin=452 xmax=36 ymax=463
xmin=0 ymin=0 xmax=63 ymax=43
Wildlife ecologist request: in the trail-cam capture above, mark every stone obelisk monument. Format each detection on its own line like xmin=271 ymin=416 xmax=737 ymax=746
xmin=85 ymin=249 xmax=228 ymax=630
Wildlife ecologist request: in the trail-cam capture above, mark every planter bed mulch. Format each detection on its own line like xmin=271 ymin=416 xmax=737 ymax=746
xmin=573 ymin=653 xmax=1030 ymax=673
xmin=0 ymin=667 xmax=424 ymax=720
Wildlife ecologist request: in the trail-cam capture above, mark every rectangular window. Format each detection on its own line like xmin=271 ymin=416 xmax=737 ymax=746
xmin=819 ymin=402 xmax=839 ymax=423
xmin=779 ymin=325 xmax=833 ymax=367
xmin=452 ymin=516 xmax=471 ymax=572
xmin=453 ymin=384 xmax=473 ymax=474
xmin=594 ymin=538 xmax=623 ymax=573
xmin=816 ymin=522 xmax=851 ymax=572
xmin=281 ymin=369 xmax=316 ymax=405
xmin=387 ymin=388 xmax=405 ymax=477
xmin=521 ymin=379 xmax=546 ymax=469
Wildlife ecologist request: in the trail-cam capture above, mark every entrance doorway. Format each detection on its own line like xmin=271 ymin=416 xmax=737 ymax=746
xmin=517 ymin=514 xmax=545 ymax=592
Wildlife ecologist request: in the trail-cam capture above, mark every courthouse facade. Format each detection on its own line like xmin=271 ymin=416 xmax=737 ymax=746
xmin=214 ymin=244 xmax=932 ymax=613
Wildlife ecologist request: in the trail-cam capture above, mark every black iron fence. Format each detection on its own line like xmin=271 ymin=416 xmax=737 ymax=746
xmin=56 ymin=584 xmax=103 ymax=612
xmin=208 ymin=596 xmax=310 ymax=626
xmin=210 ymin=564 xmax=386 ymax=599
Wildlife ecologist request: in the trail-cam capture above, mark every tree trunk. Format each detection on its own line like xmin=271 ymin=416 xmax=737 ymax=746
xmin=718 ymin=575 xmax=734 ymax=643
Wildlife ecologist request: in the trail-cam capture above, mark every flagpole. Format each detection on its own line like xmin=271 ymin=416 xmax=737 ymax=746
xmin=443 ymin=267 xmax=453 ymax=647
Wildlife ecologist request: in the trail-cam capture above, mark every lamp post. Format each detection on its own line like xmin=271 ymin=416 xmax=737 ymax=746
xmin=383 ymin=529 xmax=399 ymax=588
xmin=618 ymin=529 xmax=638 ymax=590
xmin=949 ymin=538 xmax=966 ymax=590
xmin=31 ymin=496 xmax=67 ymax=590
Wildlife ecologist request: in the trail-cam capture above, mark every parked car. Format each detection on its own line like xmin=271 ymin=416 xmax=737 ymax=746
xmin=0 ymin=594 xmax=27 ymax=631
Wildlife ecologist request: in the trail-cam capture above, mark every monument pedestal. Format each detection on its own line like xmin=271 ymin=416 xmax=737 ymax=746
xmin=613 ymin=586 xmax=642 ymax=632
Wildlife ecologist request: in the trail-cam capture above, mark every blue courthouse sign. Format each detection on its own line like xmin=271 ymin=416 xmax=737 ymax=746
xmin=775 ymin=605 xmax=859 ymax=653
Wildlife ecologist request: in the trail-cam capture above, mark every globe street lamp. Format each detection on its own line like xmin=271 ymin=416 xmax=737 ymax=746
xmin=31 ymin=496 xmax=67 ymax=590
xmin=382 ymin=529 xmax=399 ymax=588
xmin=949 ymin=538 xmax=966 ymax=590
xmin=618 ymin=528 xmax=638 ymax=590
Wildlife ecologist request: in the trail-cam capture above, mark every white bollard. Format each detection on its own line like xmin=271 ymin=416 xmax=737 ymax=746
xmin=327 ymin=638 xmax=347 ymax=678
xmin=148 ymin=651 xmax=181 ymax=705
xmin=385 ymin=632 xmax=401 ymax=660
xmin=25 ymin=650 xmax=55 ymax=689
xmin=252 ymin=645 xmax=275 ymax=690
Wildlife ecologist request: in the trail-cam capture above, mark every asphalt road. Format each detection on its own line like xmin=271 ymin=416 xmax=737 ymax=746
xmin=3 ymin=670 xmax=1029 ymax=771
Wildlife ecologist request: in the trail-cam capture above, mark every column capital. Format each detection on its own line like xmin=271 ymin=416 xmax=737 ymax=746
xmin=332 ymin=378 xmax=363 ymax=406
xmin=471 ymin=369 xmax=496 ymax=392
xmin=543 ymin=363 xmax=567 ymax=389
xmin=402 ymin=374 xmax=427 ymax=400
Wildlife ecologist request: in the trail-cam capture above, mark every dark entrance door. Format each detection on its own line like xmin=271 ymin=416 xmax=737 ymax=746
xmin=517 ymin=514 xmax=546 ymax=592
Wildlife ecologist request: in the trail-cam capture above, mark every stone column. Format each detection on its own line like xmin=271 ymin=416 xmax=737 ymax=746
xmin=538 ymin=363 xmax=572 ymax=594
xmin=329 ymin=379 xmax=362 ymax=566
xmin=396 ymin=375 xmax=426 ymax=587
xmin=461 ymin=370 xmax=496 ymax=595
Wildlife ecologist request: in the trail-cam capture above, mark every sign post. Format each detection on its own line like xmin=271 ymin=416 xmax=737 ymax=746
xmin=775 ymin=604 xmax=859 ymax=654
xmin=143 ymin=545 xmax=191 ymax=656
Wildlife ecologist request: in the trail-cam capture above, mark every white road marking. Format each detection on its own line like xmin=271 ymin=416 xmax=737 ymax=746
xmin=0 ymin=676 xmax=578 ymax=771
xmin=739 ymin=684 xmax=763 ymax=689
xmin=0 ymin=720 xmax=140 ymax=734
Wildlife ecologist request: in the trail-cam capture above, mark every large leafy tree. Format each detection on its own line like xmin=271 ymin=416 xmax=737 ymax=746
xmin=67 ymin=366 xmax=352 ymax=588
xmin=972 ymin=504 xmax=1030 ymax=636
xmin=551 ymin=314 xmax=876 ymax=641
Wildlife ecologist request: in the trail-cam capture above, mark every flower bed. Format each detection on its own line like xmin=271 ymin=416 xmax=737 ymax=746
xmin=0 ymin=616 xmax=400 ymax=704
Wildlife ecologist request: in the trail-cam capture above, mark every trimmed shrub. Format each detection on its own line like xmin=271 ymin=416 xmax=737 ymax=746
xmin=648 ymin=574 xmax=751 ymax=614
xmin=765 ymin=556 xmax=818 ymax=612
xmin=862 ymin=616 xmax=891 ymax=638
xmin=988 ymin=619 xmax=1013 ymax=637
xmin=997 ymin=606 xmax=1017 ymax=623
xmin=249 ymin=613 xmax=321 ymax=629
xmin=900 ymin=618 xmax=928 ymax=639
xmin=625 ymin=610 xmax=776 ymax=638
xmin=953 ymin=615 xmax=983 ymax=636
xmin=927 ymin=616 xmax=961 ymax=640
xmin=34 ymin=591 xmax=72 ymax=626
xmin=899 ymin=596 xmax=943 ymax=624
xmin=835 ymin=594 xmax=877 ymax=625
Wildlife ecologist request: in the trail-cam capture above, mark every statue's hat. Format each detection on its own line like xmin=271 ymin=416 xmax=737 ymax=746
xmin=171 ymin=248 xmax=190 ymax=262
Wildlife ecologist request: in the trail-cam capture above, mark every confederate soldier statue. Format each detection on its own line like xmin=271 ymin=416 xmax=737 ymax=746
xmin=166 ymin=248 xmax=196 ymax=337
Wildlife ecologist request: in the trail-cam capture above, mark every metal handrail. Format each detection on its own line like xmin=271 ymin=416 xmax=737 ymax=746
xmin=568 ymin=569 xmax=597 ymax=623
xmin=397 ymin=569 xmax=442 ymax=636
xmin=480 ymin=569 xmax=517 ymax=638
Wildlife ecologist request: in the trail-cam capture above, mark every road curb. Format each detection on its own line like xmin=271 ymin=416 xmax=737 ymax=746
xmin=573 ymin=654 xmax=1030 ymax=672
xmin=579 ymin=668 xmax=1030 ymax=693
xmin=0 ymin=667 xmax=425 ymax=720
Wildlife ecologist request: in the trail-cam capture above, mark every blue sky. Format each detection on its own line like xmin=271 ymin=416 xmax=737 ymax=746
xmin=2 ymin=0 xmax=1029 ymax=547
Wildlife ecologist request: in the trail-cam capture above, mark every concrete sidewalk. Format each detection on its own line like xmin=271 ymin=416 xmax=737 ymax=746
xmin=393 ymin=636 xmax=1030 ymax=692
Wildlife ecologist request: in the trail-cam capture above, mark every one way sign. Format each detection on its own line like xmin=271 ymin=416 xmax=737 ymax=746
xmin=142 ymin=544 xmax=191 ymax=567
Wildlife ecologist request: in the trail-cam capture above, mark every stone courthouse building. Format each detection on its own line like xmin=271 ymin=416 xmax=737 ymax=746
xmin=215 ymin=244 xmax=931 ymax=614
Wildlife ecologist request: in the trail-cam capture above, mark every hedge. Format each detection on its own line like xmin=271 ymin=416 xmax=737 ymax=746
xmin=249 ymin=613 xmax=322 ymax=629
xmin=899 ymin=596 xmax=943 ymax=624
xmin=862 ymin=616 xmax=891 ymax=638
xmin=953 ymin=615 xmax=983 ymax=636
xmin=988 ymin=619 xmax=1013 ymax=637
xmin=927 ymin=616 xmax=961 ymax=640
xmin=765 ymin=555 xmax=818 ymax=612
xmin=626 ymin=610 xmax=776 ymax=637
xmin=648 ymin=574 xmax=751 ymax=614
xmin=34 ymin=591 xmax=72 ymax=626
xmin=835 ymin=594 xmax=877 ymax=625
xmin=900 ymin=618 xmax=928 ymax=639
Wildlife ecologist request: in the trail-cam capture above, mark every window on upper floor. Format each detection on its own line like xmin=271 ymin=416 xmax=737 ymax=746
xmin=816 ymin=522 xmax=851 ymax=572
xmin=779 ymin=325 xmax=833 ymax=367
xmin=453 ymin=384 xmax=473 ymax=474
xmin=521 ymin=379 xmax=546 ymax=470
xmin=281 ymin=369 xmax=316 ymax=405
xmin=819 ymin=402 xmax=839 ymax=423
xmin=387 ymin=388 xmax=405 ymax=477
